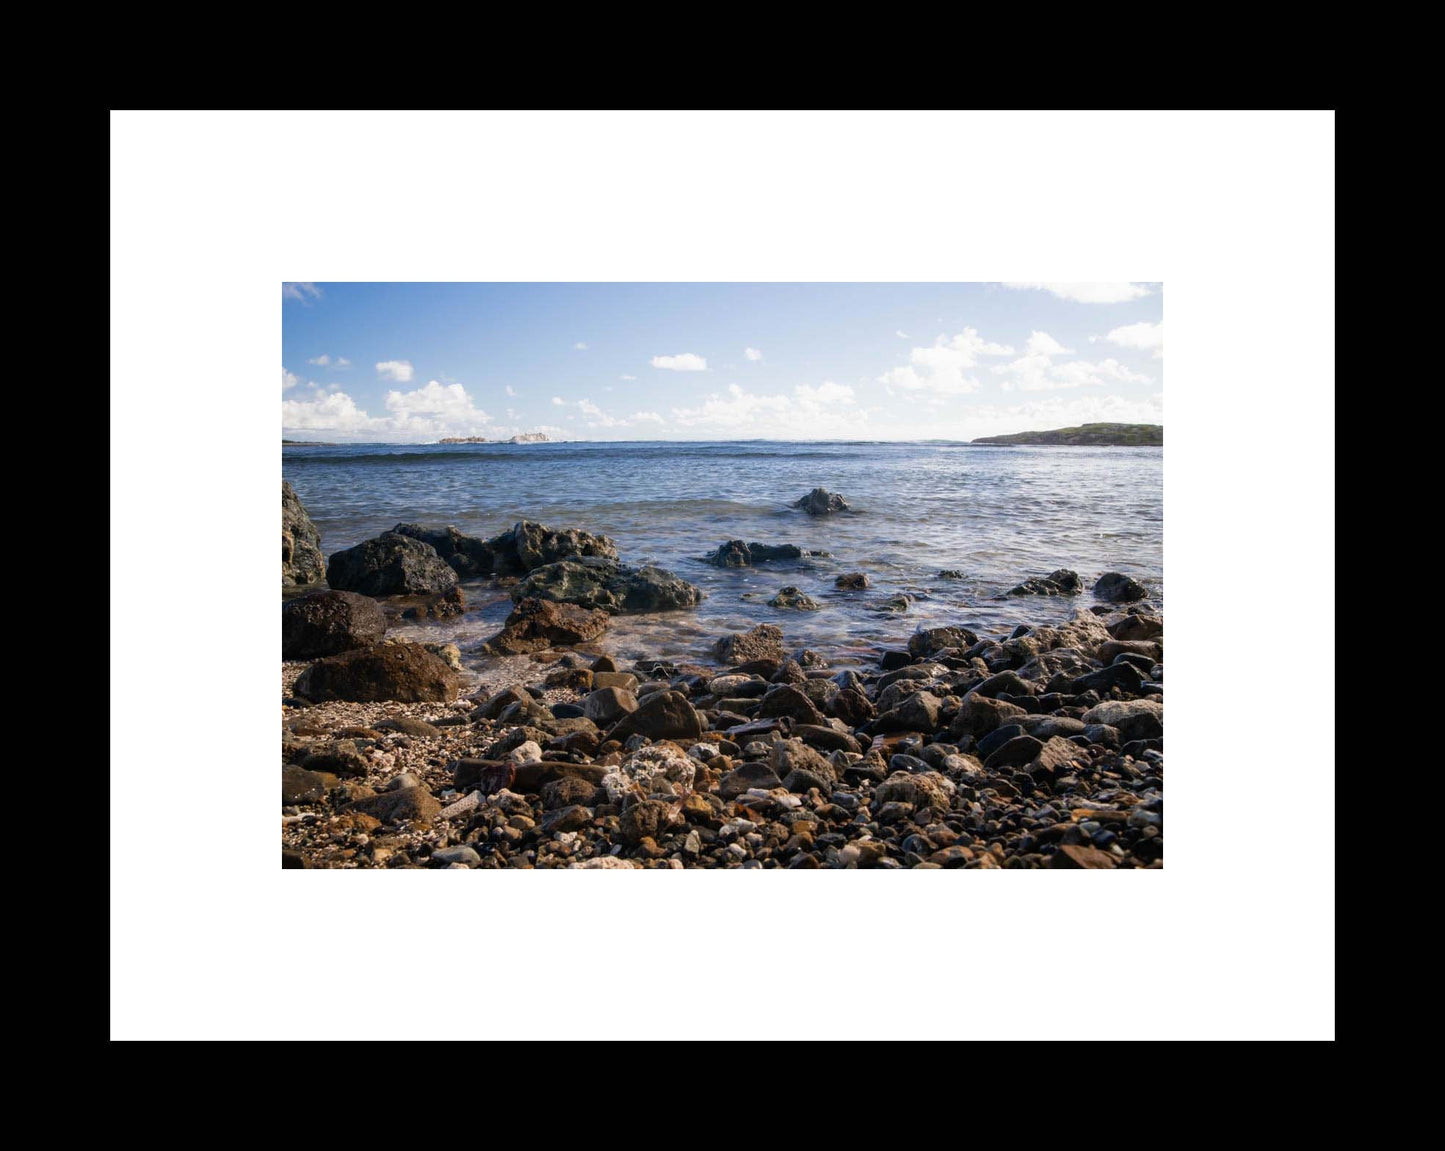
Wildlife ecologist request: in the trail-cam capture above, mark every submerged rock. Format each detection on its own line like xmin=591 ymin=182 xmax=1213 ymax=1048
xmin=769 ymin=586 xmax=822 ymax=610
xmin=1008 ymin=569 xmax=1082 ymax=596
xmin=793 ymin=487 xmax=849 ymax=515
xmin=282 ymin=480 xmax=326 ymax=586
xmin=512 ymin=557 xmax=703 ymax=614
xmin=834 ymin=572 xmax=870 ymax=589
xmin=282 ymin=590 xmax=387 ymax=660
xmin=489 ymin=520 xmax=618 ymax=576
xmin=326 ymin=533 xmax=459 ymax=596
xmin=294 ymin=641 xmax=460 ymax=703
xmin=701 ymin=540 xmax=821 ymax=567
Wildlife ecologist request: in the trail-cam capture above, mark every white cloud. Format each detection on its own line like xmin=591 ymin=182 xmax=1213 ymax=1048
xmin=282 ymin=367 xmax=300 ymax=392
xmin=1003 ymin=282 xmax=1154 ymax=304
xmin=1024 ymin=330 xmax=1073 ymax=356
xmin=375 ymin=360 xmax=414 ymax=383
xmin=336 ymin=357 xmax=350 ymax=368
xmin=651 ymin=353 xmax=707 ymax=371
xmin=574 ymin=342 xmax=589 ymax=350
xmin=384 ymin=380 xmax=492 ymax=426
xmin=895 ymin=330 xmax=909 ymax=339
xmin=794 ymin=381 xmax=855 ymax=405
xmin=996 ymin=349 xmax=1152 ymax=392
xmin=962 ymin=392 xmax=1163 ymax=438
xmin=620 ymin=374 xmax=637 ymax=381
xmin=282 ymin=380 xmax=496 ymax=442
xmin=631 ymin=411 xmax=664 ymax=424
xmin=551 ymin=396 xmax=565 ymax=405
xmin=744 ymin=347 xmax=763 ymax=361
xmin=505 ymin=385 xmax=518 ymax=397
xmin=669 ymin=381 xmax=866 ymax=438
xmin=877 ymin=327 xmax=1014 ymax=396
xmin=308 ymin=354 xmax=331 ymax=367
xmin=1102 ymin=320 xmax=1164 ymax=358
xmin=282 ymin=282 xmax=322 ymax=302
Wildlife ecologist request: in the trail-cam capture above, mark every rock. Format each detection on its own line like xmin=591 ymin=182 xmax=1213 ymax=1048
xmin=1093 ymin=571 xmax=1149 ymax=602
xmin=949 ymin=694 xmax=1028 ymax=739
xmin=345 ymin=784 xmax=442 ymax=825
xmin=835 ymin=573 xmax=870 ymax=589
xmin=607 ymin=690 xmax=703 ymax=744
xmin=757 ymin=684 xmax=824 ymax=726
xmin=512 ymin=557 xmax=703 ymax=614
xmin=771 ymin=738 xmax=837 ymax=792
xmin=937 ymin=569 xmax=963 ymax=580
xmin=702 ymin=540 xmax=813 ymax=567
xmin=282 ymin=480 xmax=325 ymax=586
xmin=719 ymin=761 xmax=784 ymax=798
xmin=541 ymin=774 xmax=601 ymax=809
xmin=282 ymin=764 xmax=335 ymax=805
xmin=619 ymin=799 xmax=678 ymax=845
xmin=294 ymin=641 xmax=460 ymax=703
xmin=875 ymin=770 xmax=955 ymax=812
xmin=430 ymin=845 xmax=482 ymax=867
xmin=1081 ymin=699 xmax=1163 ymax=742
xmin=877 ymin=691 xmax=942 ymax=732
xmin=282 ymin=590 xmax=387 ymax=660
xmin=972 ymin=670 xmax=1034 ymax=698
xmin=908 ymin=625 xmax=979 ymax=657
xmin=391 ymin=524 xmax=495 ymax=578
xmin=1050 ymin=844 xmax=1117 ymax=869
xmin=1030 ymin=736 xmax=1085 ymax=777
xmin=983 ymin=734 xmax=1045 ymax=771
xmin=769 ymin=586 xmax=822 ymax=610
xmin=375 ymin=716 xmax=442 ymax=738
xmin=300 ymin=739 xmax=371 ymax=777
xmin=1100 ymin=639 xmax=1162 ymax=664
xmin=1008 ymin=569 xmax=1082 ymax=596
xmin=793 ymin=487 xmax=849 ymax=515
xmin=489 ymin=520 xmax=619 ymax=576
xmin=584 ymin=686 xmax=638 ymax=725
xmin=421 ymin=642 xmax=463 ymax=672
xmin=1107 ymin=613 xmax=1164 ymax=641
xmin=326 ymin=532 xmax=459 ymax=596
xmin=591 ymin=671 xmax=639 ymax=691
xmin=483 ymin=597 xmax=611 ymax=655
xmin=713 ymin=624 xmax=785 ymax=665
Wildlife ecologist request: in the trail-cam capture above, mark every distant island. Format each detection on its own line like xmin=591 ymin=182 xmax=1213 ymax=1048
xmin=282 ymin=439 xmax=325 ymax=447
xmin=972 ymin=422 xmax=1162 ymax=446
xmin=438 ymin=433 xmax=550 ymax=445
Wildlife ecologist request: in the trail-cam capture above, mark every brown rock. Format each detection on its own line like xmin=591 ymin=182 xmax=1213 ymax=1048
xmin=483 ymin=597 xmax=610 ymax=655
xmin=294 ymin=642 xmax=460 ymax=703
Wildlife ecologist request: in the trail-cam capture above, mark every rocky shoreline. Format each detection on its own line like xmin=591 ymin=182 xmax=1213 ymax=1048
xmin=282 ymin=481 xmax=1163 ymax=869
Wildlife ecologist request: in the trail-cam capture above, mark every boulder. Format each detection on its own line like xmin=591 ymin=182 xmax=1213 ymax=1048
xmin=757 ymin=684 xmax=824 ymax=726
xmin=908 ymin=625 xmax=979 ymax=658
xmin=282 ymin=590 xmax=387 ymax=659
xmin=294 ymin=641 xmax=460 ymax=703
xmin=835 ymin=573 xmax=870 ymax=589
xmin=344 ymin=785 xmax=442 ymax=826
xmin=488 ymin=520 xmax=618 ymax=576
xmin=713 ymin=624 xmax=785 ymax=665
xmin=583 ymin=686 xmax=638 ymax=725
xmin=326 ymin=532 xmax=459 ymax=596
xmin=282 ymin=480 xmax=325 ymax=585
xmin=602 ymin=743 xmax=697 ymax=803
xmin=607 ymin=690 xmax=703 ymax=743
xmin=1107 ymin=613 xmax=1164 ymax=641
xmin=483 ymin=597 xmax=611 ymax=655
xmin=512 ymin=557 xmax=703 ymax=614
xmin=391 ymin=523 xmax=495 ymax=578
xmin=1093 ymin=571 xmax=1149 ymax=602
xmin=1081 ymin=699 xmax=1163 ymax=742
xmin=793 ymin=487 xmax=849 ymax=515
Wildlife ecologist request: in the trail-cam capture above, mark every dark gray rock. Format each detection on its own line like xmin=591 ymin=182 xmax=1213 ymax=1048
xmin=793 ymin=488 xmax=849 ymax=515
xmin=1094 ymin=571 xmax=1149 ymax=602
xmin=326 ymin=532 xmax=459 ymax=596
xmin=511 ymin=557 xmax=703 ymax=614
xmin=282 ymin=480 xmax=325 ymax=586
xmin=282 ymin=590 xmax=388 ymax=660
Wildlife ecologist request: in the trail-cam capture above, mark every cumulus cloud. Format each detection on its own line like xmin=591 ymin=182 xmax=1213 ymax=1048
xmin=995 ymin=343 xmax=1153 ymax=392
xmin=744 ymin=347 xmax=763 ymax=361
xmin=669 ymin=381 xmax=865 ymax=438
xmin=631 ymin=411 xmax=664 ymax=424
xmin=383 ymin=380 xmax=492 ymax=426
xmin=375 ymin=360 xmax=414 ymax=383
xmin=574 ymin=342 xmax=589 ymax=350
xmin=505 ymin=385 xmax=518 ymax=396
xmin=551 ymin=396 xmax=565 ymax=405
xmin=1102 ymin=320 xmax=1164 ymax=358
xmin=896 ymin=330 xmax=909 ymax=339
xmin=282 ymin=380 xmax=497 ymax=441
xmin=651 ymin=353 xmax=707 ymax=371
xmin=877 ymin=328 xmax=1014 ymax=396
xmin=961 ymin=392 xmax=1163 ymax=438
xmin=1003 ymin=282 xmax=1154 ymax=304
xmin=282 ymin=282 xmax=322 ymax=302
xmin=1024 ymin=331 xmax=1074 ymax=356
xmin=620 ymin=374 xmax=637 ymax=381
xmin=282 ymin=367 xmax=300 ymax=392
xmin=308 ymin=354 xmax=331 ymax=367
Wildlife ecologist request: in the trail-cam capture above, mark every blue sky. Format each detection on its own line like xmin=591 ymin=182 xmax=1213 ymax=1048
xmin=282 ymin=282 xmax=1163 ymax=442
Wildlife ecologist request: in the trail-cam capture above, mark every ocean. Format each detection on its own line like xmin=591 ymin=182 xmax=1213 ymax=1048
xmin=283 ymin=440 xmax=1162 ymax=679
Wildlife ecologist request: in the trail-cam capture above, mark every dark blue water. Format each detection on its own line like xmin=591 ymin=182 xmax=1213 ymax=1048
xmin=283 ymin=440 xmax=1162 ymax=677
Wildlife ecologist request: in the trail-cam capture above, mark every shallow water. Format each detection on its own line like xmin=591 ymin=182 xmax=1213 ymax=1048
xmin=284 ymin=440 xmax=1162 ymax=680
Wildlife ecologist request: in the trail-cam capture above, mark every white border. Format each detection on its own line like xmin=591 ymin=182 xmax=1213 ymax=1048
xmin=111 ymin=110 xmax=1334 ymax=1040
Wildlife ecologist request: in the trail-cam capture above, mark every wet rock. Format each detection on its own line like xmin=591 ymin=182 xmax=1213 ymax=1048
xmin=908 ymin=625 xmax=979 ymax=658
xmin=294 ymin=641 xmax=460 ymax=703
xmin=1093 ymin=571 xmax=1149 ymax=603
xmin=483 ymin=597 xmax=611 ymax=655
xmin=793 ymin=487 xmax=849 ymax=515
xmin=326 ymin=532 xmax=459 ymax=596
xmin=512 ymin=557 xmax=703 ymax=614
xmin=1107 ymin=613 xmax=1164 ymax=641
xmin=282 ymin=480 xmax=325 ymax=586
xmin=702 ymin=540 xmax=815 ymax=567
xmin=713 ymin=624 xmax=785 ymax=665
xmin=399 ymin=586 xmax=467 ymax=620
xmin=835 ymin=573 xmax=870 ymax=589
xmin=391 ymin=523 xmax=495 ymax=578
xmin=282 ymin=590 xmax=388 ymax=660
xmin=937 ymin=569 xmax=963 ymax=580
